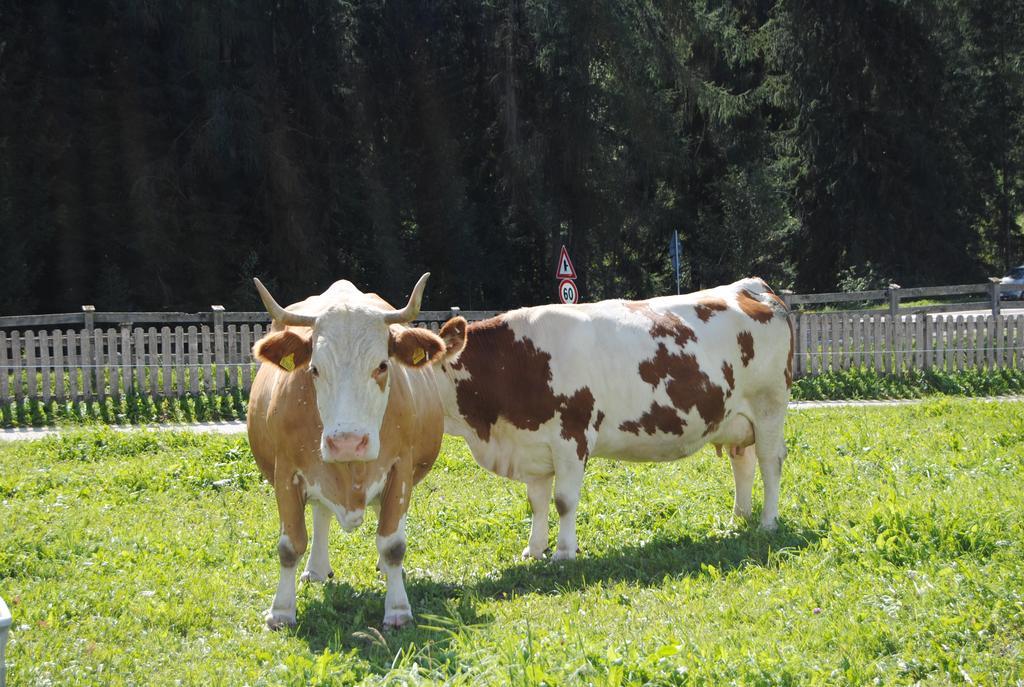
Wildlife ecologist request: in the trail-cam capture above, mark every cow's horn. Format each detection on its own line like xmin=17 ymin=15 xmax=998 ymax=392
xmin=253 ymin=278 xmax=317 ymax=327
xmin=383 ymin=272 xmax=430 ymax=324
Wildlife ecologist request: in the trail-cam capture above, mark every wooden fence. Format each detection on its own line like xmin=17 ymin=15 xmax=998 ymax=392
xmin=790 ymin=312 xmax=1024 ymax=377
xmin=1 ymin=280 xmax=1023 ymax=406
xmin=0 ymin=307 xmax=497 ymax=408
xmin=783 ymin=280 xmax=1024 ymax=377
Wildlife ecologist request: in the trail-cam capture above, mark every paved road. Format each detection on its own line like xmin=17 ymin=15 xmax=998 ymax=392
xmin=920 ymin=307 xmax=1024 ymax=319
xmin=0 ymin=421 xmax=249 ymax=442
xmin=789 ymin=395 xmax=1024 ymax=409
xmin=2 ymin=395 xmax=1022 ymax=442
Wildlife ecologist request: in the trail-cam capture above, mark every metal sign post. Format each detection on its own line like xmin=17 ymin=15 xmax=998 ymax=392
xmin=668 ymin=230 xmax=682 ymax=295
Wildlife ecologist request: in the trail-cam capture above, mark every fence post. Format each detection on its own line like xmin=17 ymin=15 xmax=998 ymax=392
xmin=779 ymin=290 xmax=801 ymax=378
xmin=922 ymin=314 xmax=932 ymax=370
xmin=885 ymin=285 xmax=900 ymax=375
xmin=82 ymin=305 xmax=96 ymax=398
xmin=989 ymin=278 xmax=1001 ymax=317
xmin=212 ymin=305 xmax=225 ymax=392
xmin=886 ymin=284 xmax=901 ymax=320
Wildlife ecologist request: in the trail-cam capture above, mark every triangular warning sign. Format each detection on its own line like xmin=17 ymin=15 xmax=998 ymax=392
xmin=555 ymin=245 xmax=577 ymax=279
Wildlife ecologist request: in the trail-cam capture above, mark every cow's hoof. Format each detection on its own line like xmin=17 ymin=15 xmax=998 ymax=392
xmin=264 ymin=610 xmax=297 ymax=631
xmin=382 ymin=611 xmax=414 ymax=630
xmin=521 ymin=545 xmax=547 ymax=561
xmin=300 ymin=568 xmax=334 ymax=583
xmin=551 ymin=548 xmax=577 ymax=562
xmin=759 ymin=518 xmax=779 ymax=532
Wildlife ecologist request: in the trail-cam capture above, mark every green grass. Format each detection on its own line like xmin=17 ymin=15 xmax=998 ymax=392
xmin=2 ymin=399 xmax=1024 ymax=684
xmin=799 ymin=297 xmax=993 ymax=313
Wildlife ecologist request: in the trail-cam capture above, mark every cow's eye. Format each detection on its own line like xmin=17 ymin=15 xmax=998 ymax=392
xmin=309 ymin=365 xmax=319 ymax=378
xmin=377 ymin=361 xmax=389 ymax=374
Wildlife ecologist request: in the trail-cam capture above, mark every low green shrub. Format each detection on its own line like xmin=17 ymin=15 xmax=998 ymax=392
xmin=0 ymin=391 xmax=248 ymax=428
xmin=791 ymin=367 xmax=1024 ymax=401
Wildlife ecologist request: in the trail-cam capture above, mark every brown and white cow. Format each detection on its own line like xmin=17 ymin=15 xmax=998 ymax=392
xmin=247 ymin=274 xmax=451 ymax=629
xmin=432 ymin=277 xmax=793 ymax=560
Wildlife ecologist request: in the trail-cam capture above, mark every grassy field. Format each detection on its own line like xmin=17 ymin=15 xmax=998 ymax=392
xmin=1 ymin=399 xmax=1023 ymax=685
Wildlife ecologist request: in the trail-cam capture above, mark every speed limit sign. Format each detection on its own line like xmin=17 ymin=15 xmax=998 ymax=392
xmin=558 ymin=279 xmax=578 ymax=304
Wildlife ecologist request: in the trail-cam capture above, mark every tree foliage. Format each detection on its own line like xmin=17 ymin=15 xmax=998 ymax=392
xmin=0 ymin=0 xmax=1020 ymax=313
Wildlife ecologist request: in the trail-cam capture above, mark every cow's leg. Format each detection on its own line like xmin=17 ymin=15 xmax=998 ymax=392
xmin=755 ymin=410 xmax=787 ymax=531
xmin=522 ymin=475 xmax=553 ymax=560
xmin=267 ymin=478 xmax=308 ymax=630
xmin=377 ymin=467 xmax=414 ymax=629
xmin=551 ymin=455 xmax=585 ymax=561
xmin=300 ymin=502 xmax=334 ymax=583
xmin=729 ymin=445 xmax=757 ymax=523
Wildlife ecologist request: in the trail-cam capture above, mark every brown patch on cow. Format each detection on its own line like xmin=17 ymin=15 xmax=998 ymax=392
xmin=785 ymin=319 xmax=794 ymax=388
xmin=619 ymin=402 xmax=686 ymax=436
xmin=555 ymin=496 xmax=570 ymax=517
xmin=722 ymin=362 xmax=735 ymax=391
xmin=736 ymin=289 xmax=775 ymax=324
xmin=278 ymin=537 xmax=299 ymax=568
xmin=625 ymin=302 xmax=697 ymax=348
xmin=254 ymin=329 xmax=313 ymax=372
xmin=560 ymin=387 xmax=595 ymax=460
xmin=624 ymin=302 xmax=726 ymax=435
xmin=694 ymin=298 xmax=728 ymax=322
xmin=382 ymin=539 xmax=406 ymax=567
xmin=452 ymin=318 xmax=593 ymax=456
xmin=594 ymin=410 xmax=605 ymax=432
xmin=389 ymin=326 xmax=446 ymax=367
xmin=633 ymin=342 xmax=726 ymax=433
xmin=737 ymin=331 xmax=755 ymax=367
xmin=638 ymin=344 xmax=673 ymax=387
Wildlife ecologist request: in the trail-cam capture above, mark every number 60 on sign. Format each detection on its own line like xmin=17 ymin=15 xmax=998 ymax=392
xmin=559 ymin=279 xmax=578 ymax=304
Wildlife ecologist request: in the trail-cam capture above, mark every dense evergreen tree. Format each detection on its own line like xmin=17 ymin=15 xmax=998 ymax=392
xmin=0 ymin=0 xmax=1020 ymax=314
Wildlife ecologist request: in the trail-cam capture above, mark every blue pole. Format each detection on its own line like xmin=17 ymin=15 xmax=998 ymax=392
xmin=670 ymin=230 xmax=681 ymax=295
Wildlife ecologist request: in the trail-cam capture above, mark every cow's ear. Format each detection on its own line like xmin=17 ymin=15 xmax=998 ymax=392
xmin=388 ymin=326 xmax=446 ymax=368
xmin=439 ymin=316 xmax=467 ymax=362
xmin=253 ymin=330 xmax=312 ymax=372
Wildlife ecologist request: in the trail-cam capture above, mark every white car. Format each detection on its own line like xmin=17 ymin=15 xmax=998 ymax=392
xmin=1000 ymin=265 xmax=1024 ymax=299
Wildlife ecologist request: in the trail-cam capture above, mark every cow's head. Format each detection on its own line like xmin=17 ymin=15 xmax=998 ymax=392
xmin=252 ymin=273 xmax=449 ymax=463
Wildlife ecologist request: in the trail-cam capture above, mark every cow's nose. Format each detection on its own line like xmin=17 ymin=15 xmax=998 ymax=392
xmin=324 ymin=432 xmax=370 ymax=460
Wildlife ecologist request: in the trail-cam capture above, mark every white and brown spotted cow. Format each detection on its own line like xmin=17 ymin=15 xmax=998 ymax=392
xmin=433 ymin=277 xmax=794 ymax=560
xmin=247 ymin=274 xmax=452 ymax=629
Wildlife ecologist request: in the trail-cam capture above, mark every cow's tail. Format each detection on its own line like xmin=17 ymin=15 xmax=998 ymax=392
xmin=738 ymin=276 xmax=790 ymax=317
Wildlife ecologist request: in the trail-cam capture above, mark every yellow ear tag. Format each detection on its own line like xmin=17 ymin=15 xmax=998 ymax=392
xmin=279 ymin=353 xmax=295 ymax=371
xmin=412 ymin=347 xmax=426 ymax=365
